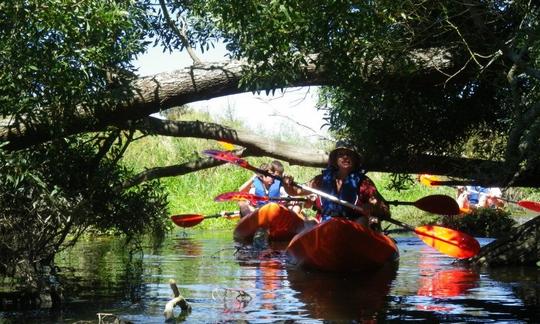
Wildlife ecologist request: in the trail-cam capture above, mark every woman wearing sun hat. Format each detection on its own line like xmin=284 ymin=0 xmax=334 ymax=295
xmin=283 ymin=139 xmax=390 ymax=227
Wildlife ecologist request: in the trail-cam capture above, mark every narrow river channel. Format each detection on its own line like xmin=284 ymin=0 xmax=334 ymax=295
xmin=1 ymin=228 xmax=538 ymax=323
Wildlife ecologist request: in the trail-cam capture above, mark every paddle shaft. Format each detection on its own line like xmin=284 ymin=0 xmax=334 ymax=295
xmin=204 ymin=211 xmax=239 ymax=219
xmin=268 ymin=196 xmax=307 ymax=202
xmin=246 ymin=165 xmax=371 ymax=214
xmin=247 ymin=163 xmax=436 ymax=222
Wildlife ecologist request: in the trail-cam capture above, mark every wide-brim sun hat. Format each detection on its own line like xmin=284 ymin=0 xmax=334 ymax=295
xmin=328 ymin=139 xmax=363 ymax=167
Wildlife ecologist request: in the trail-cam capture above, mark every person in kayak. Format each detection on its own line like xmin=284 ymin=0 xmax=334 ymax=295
xmin=283 ymin=140 xmax=390 ymax=228
xmin=237 ymin=161 xmax=290 ymax=217
xmin=456 ymin=185 xmax=504 ymax=210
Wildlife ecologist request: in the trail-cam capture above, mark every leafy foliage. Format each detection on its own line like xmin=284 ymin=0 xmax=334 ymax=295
xmin=440 ymin=208 xmax=517 ymax=238
xmin=0 ymin=139 xmax=168 ymax=289
xmin=0 ymin=0 xmax=151 ymax=132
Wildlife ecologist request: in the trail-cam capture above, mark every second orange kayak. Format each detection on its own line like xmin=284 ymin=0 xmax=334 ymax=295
xmin=286 ymin=217 xmax=399 ymax=272
xmin=233 ymin=202 xmax=306 ymax=243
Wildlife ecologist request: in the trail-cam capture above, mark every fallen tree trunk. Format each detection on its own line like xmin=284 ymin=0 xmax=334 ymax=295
xmin=469 ymin=215 xmax=540 ymax=266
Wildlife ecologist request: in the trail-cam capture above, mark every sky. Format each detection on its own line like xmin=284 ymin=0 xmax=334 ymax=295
xmin=132 ymin=45 xmax=329 ymax=139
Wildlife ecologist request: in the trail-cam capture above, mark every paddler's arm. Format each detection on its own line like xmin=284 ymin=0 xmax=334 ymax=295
xmin=282 ymin=175 xmax=322 ymax=196
xmin=238 ymin=174 xmax=256 ymax=193
xmin=358 ymin=177 xmax=390 ymax=220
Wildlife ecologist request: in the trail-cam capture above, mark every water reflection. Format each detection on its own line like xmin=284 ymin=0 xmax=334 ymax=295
xmin=1 ymin=232 xmax=539 ymax=323
xmin=287 ymin=262 xmax=398 ymax=322
xmin=171 ymin=237 xmax=203 ymax=257
xmin=417 ymin=253 xmax=479 ymax=298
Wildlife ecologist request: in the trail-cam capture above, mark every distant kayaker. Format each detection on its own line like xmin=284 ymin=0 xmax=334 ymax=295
xmin=283 ymin=140 xmax=390 ymax=228
xmin=457 ymin=186 xmax=504 ymax=210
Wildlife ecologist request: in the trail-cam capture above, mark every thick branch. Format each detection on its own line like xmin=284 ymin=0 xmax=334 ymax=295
xmin=1 ymin=49 xmax=450 ymax=150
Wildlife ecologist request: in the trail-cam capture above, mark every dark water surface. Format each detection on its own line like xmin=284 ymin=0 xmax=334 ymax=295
xmin=1 ymin=229 xmax=539 ymax=323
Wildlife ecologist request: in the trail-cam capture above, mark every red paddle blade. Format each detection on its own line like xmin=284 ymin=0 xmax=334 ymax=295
xmin=215 ymin=192 xmax=268 ymax=204
xmin=517 ymin=200 xmax=540 ymax=213
xmin=170 ymin=214 xmax=205 ymax=228
xmin=204 ymin=150 xmax=249 ymax=168
xmin=415 ymin=195 xmax=460 ymax=215
xmin=415 ymin=225 xmax=480 ymax=259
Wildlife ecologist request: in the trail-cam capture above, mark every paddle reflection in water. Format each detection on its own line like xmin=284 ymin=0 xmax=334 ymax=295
xmin=172 ymin=236 xmax=203 ymax=257
xmin=416 ymin=252 xmax=480 ymax=312
xmin=286 ymin=262 xmax=398 ymax=322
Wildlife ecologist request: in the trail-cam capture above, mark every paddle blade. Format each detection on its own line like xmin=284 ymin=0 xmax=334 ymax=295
xmin=419 ymin=174 xmax=441 ymax=187
xmin=215 ymin=192 xmax=268 ymax=204
xmin=414 ymin=195 xmax=460 ymax=215
xmin=218 ymin=141 xmax=235 ymax=150
xmin=204 ymin=150 xmax=249 ymax=168
xmin=171 ymin=214 xmax=205 ymax=228
xmin=415 ymin=225 xmax=480 ymax=259
xmin=517 ymin=200 xmax=540 ymax=212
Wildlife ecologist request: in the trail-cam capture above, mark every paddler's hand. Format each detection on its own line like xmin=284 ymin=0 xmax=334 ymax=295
xmin=282 ymin=175 xmax=294 ymax=186
xmin=282 ymin=175 xmax=298 ymax=195
xmin=303 ymin=194 xmax=317 ymax=209
xmin=366 ymin=197 xmax=390 ymax=220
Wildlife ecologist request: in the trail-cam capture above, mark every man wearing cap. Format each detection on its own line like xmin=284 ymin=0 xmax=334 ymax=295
xmin=283 ymin=140 xmax=390 ymax=228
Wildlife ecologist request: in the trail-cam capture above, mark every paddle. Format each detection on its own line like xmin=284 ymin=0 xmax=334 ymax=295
xmin=204 ymin=150 xmax=480 ymax=259
xmin=214 ymin=191 xmax=307 ymax=205
xmin=215 ymin=191 xmax=459 ymax=215
xmin=420 ymin=174 xmax=540 ymax=213
xmin=171 ymin=211 xmax=240 ymax=228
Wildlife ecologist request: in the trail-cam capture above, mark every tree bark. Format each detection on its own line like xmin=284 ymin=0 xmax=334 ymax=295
xmin=469 ymin=216 xmax=540 ymax=266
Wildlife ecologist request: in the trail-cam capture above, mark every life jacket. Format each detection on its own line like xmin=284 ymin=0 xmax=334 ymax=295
xmin=467 ymin=186 xmax=489 ymax=205
xmin=317 ymin=168 xmax=366 ymax=222
xmin=253 ymin=177 xmax=282 ymax=207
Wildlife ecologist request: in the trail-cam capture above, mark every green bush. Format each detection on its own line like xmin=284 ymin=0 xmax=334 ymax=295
xmin=440 ymin=208 xmax=517 ymax=238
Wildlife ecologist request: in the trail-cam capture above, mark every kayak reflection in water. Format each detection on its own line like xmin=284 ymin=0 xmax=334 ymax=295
xmin=287 ymin=262 xmax=398 ymax=321
xmin=283 ymin=139 xmax=390 ymax=229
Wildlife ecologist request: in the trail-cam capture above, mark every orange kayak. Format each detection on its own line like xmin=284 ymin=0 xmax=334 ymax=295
xmin=233 ymin=202 xmax=306 ymax=243
xmin=286 ymin=218 xmax=399 ymax=272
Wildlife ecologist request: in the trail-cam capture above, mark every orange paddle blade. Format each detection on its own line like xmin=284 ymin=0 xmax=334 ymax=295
xmin=419 ymin=174 xmax=441 ymax=187
xmin=218 ymin=141 xmax=235 ymax=150
xmin=517 ymin=200 xmax=540 ymax=213
xmin=414 ymin=225 xmax=480 ymax=259
xmin=171 ymin=214 xmax=205 ymax=227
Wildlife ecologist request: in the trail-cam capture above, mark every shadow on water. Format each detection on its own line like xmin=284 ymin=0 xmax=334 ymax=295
xmin=1 ymin=231 xmax=539 ymax=323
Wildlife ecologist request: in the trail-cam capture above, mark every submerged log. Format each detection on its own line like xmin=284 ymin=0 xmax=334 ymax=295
xmin=469 ymin=215 xmax=540 ymax=266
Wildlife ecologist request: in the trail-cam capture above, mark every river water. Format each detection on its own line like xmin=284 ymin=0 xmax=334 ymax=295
xmin=1 ymin=228 xmax=538 ymax=323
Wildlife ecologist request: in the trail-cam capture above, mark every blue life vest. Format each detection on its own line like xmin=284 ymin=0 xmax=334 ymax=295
xmin=253 ymin=177 xmax=282 ymax=207
xmin=467 ymin=186 xmax=489 ymax=205
xmin=319 ymin=168 xmax=365 ymax=221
